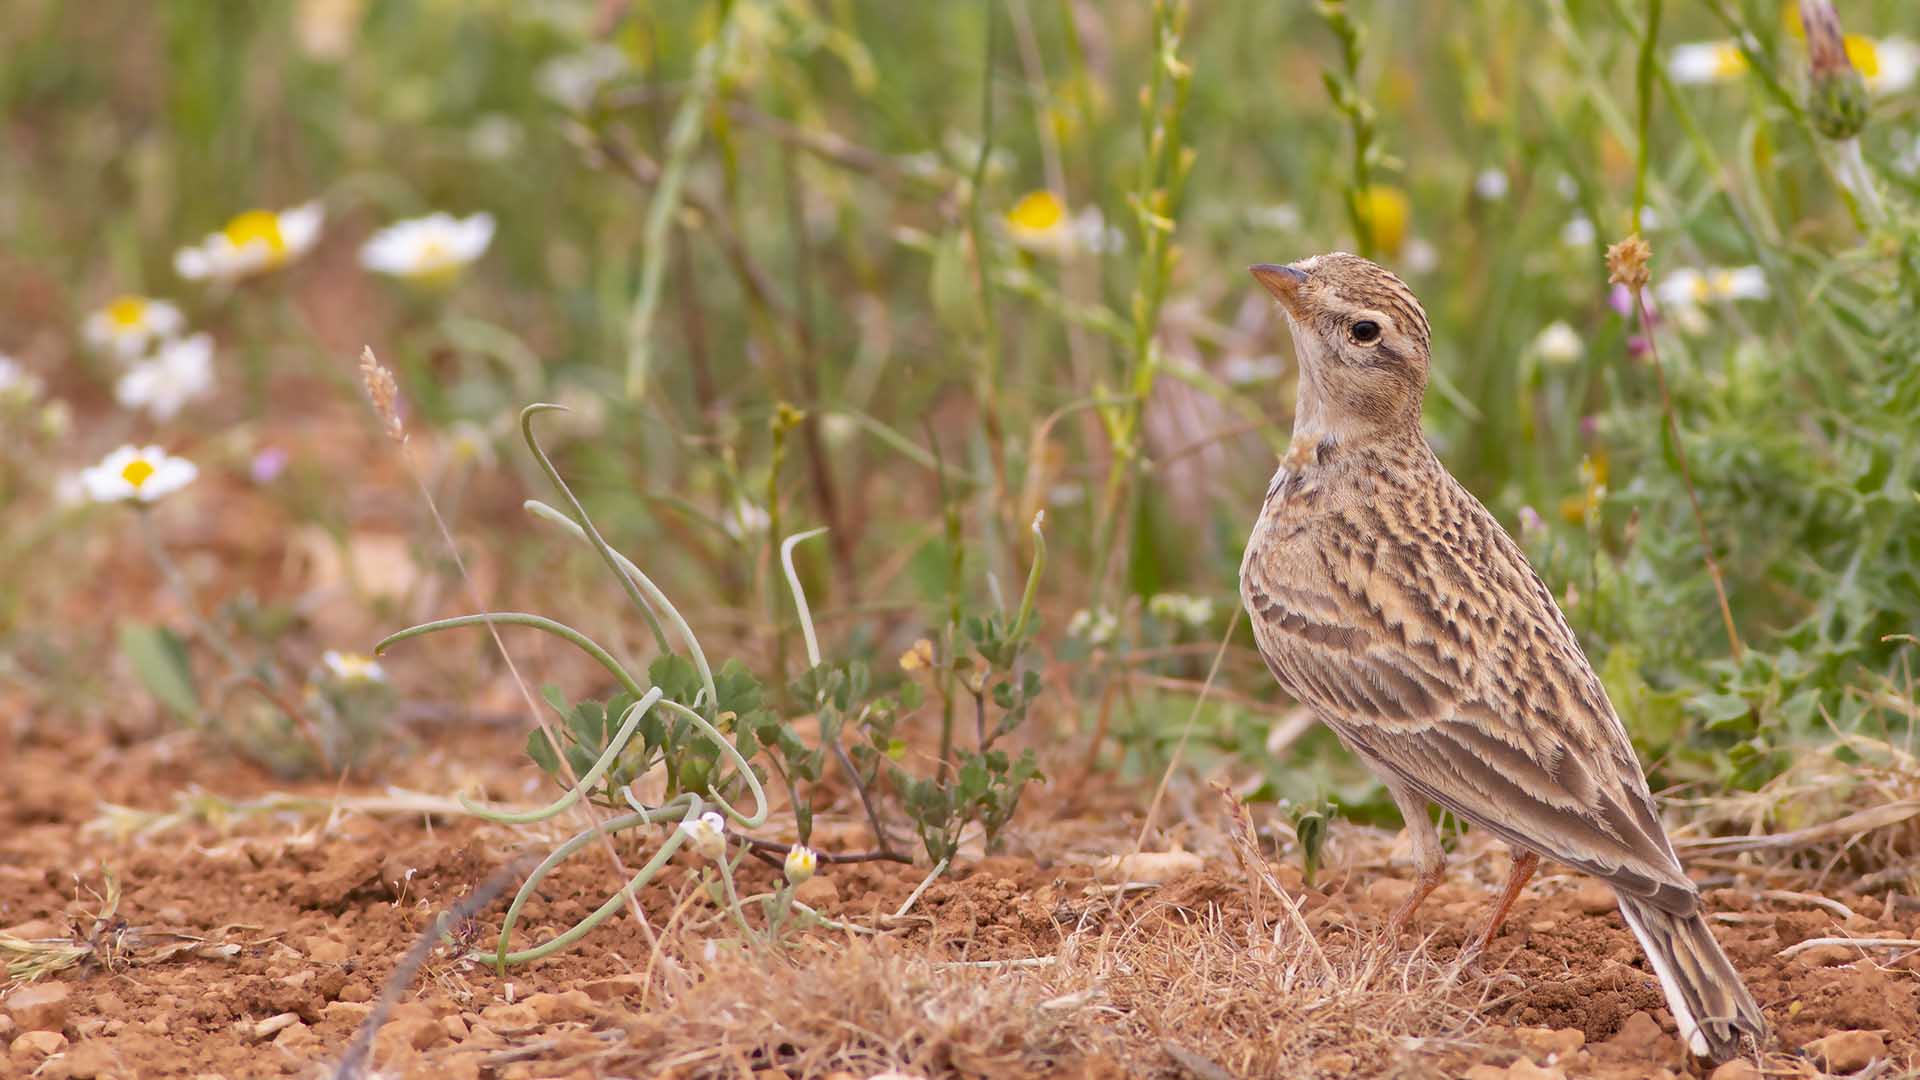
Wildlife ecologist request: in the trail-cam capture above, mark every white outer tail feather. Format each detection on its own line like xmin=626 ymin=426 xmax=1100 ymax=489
xmin=1616 ymin=899 xmax=1713 ymax=1058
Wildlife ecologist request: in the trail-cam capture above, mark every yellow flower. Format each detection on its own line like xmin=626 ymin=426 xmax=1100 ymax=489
xmin=1558 ymin=453 xmax=1609 ymax=525
xmin=175 ymin=203 xmax=324 ymax=282
xmin=1354 ymin=185 xmax=1409 ymax=257
xmin=899 ymin=638 xmax=935 ymax=672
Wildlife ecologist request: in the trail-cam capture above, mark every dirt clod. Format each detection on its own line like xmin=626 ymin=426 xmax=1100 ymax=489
xmin=1512 ymin=1026 xmax=1584 ymax=1060
xmin=1707 ymin=1061 xmax=1763 ymax=1080
xmin=5 ymin=981 xmax=71 ymax=1032
xmin=9 ymin=1029 xmax=68 ymax=1058
xmin=1801 ymin=1029 xmax=1887 ymax=1073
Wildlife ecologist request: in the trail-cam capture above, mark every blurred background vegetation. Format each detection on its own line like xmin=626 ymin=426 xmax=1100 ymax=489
xmin=3 ymin=0 xmax=1917 ymax=834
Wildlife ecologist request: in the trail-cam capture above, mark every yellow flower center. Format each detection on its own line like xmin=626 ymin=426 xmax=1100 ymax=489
xmin=121 ymin=458 xmax=156 ymax=489
xmin=223 ymin=210 xmax=288 ymax=257
xmin=1712 ymin=43 xmax=1749 ymax=79
xmin=106 ymin=295 xmax=149 ymax=329
xmin=1007 ymin=191 xmax=1066 ymax=233
xmin=1356 ymin=185 xmax=1411 ymax=257
xmin=1843 ymin=35 xmax=1879 ymax=77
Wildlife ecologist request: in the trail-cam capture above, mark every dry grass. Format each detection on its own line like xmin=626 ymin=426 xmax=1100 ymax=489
xmin=572 ymin=849 xmax=1493 ymax=1078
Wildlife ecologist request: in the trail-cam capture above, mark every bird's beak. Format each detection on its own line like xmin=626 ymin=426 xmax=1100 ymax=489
xmin=1249 ymin=262 xmax=1308 ymax=318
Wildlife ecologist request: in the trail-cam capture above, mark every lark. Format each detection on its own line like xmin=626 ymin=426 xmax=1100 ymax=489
xmin=1240 ymin=253 xmax=1766 ymax=1062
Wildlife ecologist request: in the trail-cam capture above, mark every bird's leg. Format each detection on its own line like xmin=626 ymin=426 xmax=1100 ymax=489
xmin=1469 ymin=848 xmax=1540 ymax=954
xmin=1384 ymin=780 xmax=1445 ymax=938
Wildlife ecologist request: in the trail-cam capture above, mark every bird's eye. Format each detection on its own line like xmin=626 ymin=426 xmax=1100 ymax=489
xmin=1350 ymin=320 xmax=1382 ymax=344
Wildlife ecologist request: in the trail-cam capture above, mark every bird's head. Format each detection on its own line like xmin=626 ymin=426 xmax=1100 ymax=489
xmin=1250 ymin=253 xmax=1431 ymax=440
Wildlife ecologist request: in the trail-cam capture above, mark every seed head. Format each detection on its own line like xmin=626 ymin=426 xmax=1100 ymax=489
xmin=359 ymin=347 xmax=406 ymax=443
xmin=1605 ymin=233 xmax=1653 ymax=292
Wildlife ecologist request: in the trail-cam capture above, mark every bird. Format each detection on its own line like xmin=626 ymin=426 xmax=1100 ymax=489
xmin=1238 ymin=253 xmax=1767 ymax=1063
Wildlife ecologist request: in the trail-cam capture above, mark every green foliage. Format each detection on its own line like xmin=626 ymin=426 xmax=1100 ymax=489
xmin=117 ymin=621 xmax=199 ymax=723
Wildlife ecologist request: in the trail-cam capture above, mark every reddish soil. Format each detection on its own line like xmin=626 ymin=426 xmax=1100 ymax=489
xmin=3 ymin=725 xmax=1918 ymax=1079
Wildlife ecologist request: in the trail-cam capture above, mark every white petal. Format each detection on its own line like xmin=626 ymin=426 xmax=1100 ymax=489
xmin=175 ymin=247 xmax=211 ymax=280
xmin=279 ymin=203 xmax=325 ymax=254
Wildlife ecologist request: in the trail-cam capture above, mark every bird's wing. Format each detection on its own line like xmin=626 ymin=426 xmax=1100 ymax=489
xmin=1244 ymin=494 xmax=1698 ymax=914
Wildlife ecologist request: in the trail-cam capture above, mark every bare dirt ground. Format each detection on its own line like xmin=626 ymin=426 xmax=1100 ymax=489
xmin=4 ymin=719 xmax=1918 ymax=1080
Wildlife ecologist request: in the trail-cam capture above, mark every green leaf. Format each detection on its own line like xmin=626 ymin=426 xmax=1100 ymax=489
xmin=118 ymin=621 xmax=199 ymax=721
xmin=526 ymin=728 xmax=561 ymax=775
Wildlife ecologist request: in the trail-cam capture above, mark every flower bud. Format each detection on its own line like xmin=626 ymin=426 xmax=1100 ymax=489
xmin=680 ymin=812 xmax=726 ymax=862
xmin=783 ymin=844 xmax=818 ymax=886
xmin=1799 ymin=0 xmax=1869 ymax=139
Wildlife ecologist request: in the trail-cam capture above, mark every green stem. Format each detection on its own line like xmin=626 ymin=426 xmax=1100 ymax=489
xmin=626 ymin=0 xmax=742 ymax=399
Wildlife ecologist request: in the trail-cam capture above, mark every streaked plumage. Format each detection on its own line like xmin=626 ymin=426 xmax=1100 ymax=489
xmin=1240 ymin=253 xmax=1765 ymax=1063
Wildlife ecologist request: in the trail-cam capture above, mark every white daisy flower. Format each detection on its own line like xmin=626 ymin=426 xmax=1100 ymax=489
xmin=175 ymin=203 xmax=324 ymax=282
xmin=1670 ymin=41 xmax=1749 ymax=85
xmin=0 ymin=355 xmax=43 ymax=402
xmin=1071 ymin=207 xmax=1125 ymax=255
xmin=1473 ymin=168 xmax=1510 ymax=201
xmin=321 ymin=650 xmax=388 ymax=685
xmin=1851 ymin=36 xmax=1919 ymax=93
xmin=1533 ymin=321 xmax=1584 ymax=364
xmin=1561 ymin=215 xmax=1597 ymax=247
xmin=1655 ymin=266 xmax=1769 ymax=308
xmin=114 ymin=333 xmax=214 ymax=421
xmin=82 ymin=296 xmax=186 ymax=361
xmin=783 ymin=844 xmax=818 ymax=885
xmin=1005 ymin=190 xmax=1072 ymax=257
xmin=359 ymin=212 xmax=495 ymax=282
xmin=79 ymin=444 xmax=198 ymax=503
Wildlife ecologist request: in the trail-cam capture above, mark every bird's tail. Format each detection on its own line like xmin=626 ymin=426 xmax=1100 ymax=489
xmin=1615 ymin=893 xmax=1767 ymax=1062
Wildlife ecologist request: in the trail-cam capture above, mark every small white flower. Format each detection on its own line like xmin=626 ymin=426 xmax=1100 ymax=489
xmin=79 ymin=444 xmax=198 ymax=503
xmin=1147 ymin=593 xmax=1216 ymax=628
xmin=1533 ymin=321 xmax=1584 ymax=364
xmin=1655 ymin=266 xmax=1769 ymax=308
xmin=0 ymin=355 xmax=43 ymax=402
xmin=1553 ymin=173 xmax=1580 ymax=200
xmin=360 ymin=212 xmax=495 ymax=282
xmin=175 ymin=203 xmax=324 ymax=282
xmin=536 ymin=44 xmax=629 ymax=111
xmin=1401 ymin=237 xmax=1439 ymax=275
xmin=1473 ymin=168 xmax=1510 ymax=201
xmin=82 ymin=296 xmax=186 ymax=361
xmin=115 ymin=332 xmax=214 ymax=421
xmin=679 ymin=812 xmax=727 ymax=861
xmin=722 ymin=498 xmax=771 ymax=539
xmin=1072 ymin=207 xmax=1125 ymax=255
xmin=1561 ymin=215 xmax=1596 ymax=248
xmin=1067 ymin=607 xmax=1118 ymax=645
xmin=1670 ymin=41 xmax=1748 ymax=85
xmin=321 ymin=650 xmax=388 ymax=685
xmin=783 ymin=844 xmax=818 ymax=885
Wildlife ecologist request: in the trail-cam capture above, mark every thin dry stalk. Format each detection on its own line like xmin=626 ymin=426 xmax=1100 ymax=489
xmin=356 ymin=347 xmax=658 ymax=951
